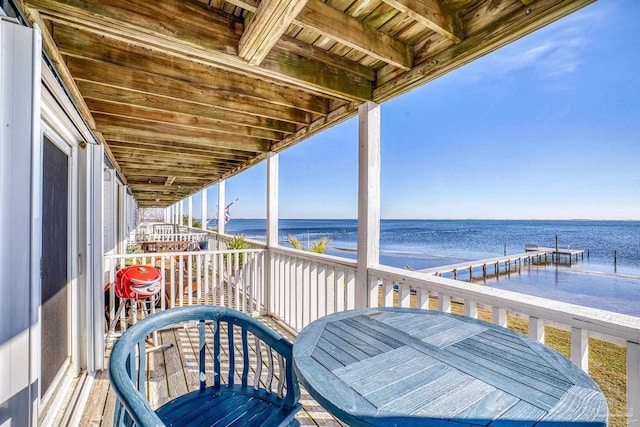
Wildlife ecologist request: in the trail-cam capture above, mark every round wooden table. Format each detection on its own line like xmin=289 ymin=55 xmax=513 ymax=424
xmin=293 ymin=307 xmax=608 ymax=426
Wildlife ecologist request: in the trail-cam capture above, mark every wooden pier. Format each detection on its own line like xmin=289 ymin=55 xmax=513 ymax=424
xmin=525 ymin=244 xmax=584 ymax=262
xmin=417 ymin=245 xmax=585 ymax=281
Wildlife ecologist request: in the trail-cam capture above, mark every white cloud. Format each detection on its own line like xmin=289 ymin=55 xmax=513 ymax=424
xmin=449 ymin=2 xmax=615 ymax=84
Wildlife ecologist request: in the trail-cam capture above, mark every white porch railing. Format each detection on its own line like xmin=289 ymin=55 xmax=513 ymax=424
xmin=268 ymin=246 xmax=357 ymax=332
xmin=104 ymin=249 xmax=267 ymax=337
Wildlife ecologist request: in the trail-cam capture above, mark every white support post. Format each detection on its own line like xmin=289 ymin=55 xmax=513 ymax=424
xmin=187 ymin=195 xmax=193 ymax=227
xmin=218 ymin=180 xmax=226 ymax=236
xmin=571 ymin=327 xmax=589 ymax=371
xmin=493 ymin=307 xmax=507 ymax=328
xmin=628 ymin=341 xmax=640 ymax=427
xmin=464 ymin=300 xmax=478 ymax=319
xmin=178 ymin=199 xmax=183 ymax=226
xmin=356 ymin=101 xmax=381 ymax=309
xmin=266 ymin=152 xmax=279 ymax=248
xmin=266 ymin=152 xmax=279 ymax=315
xmin=201 ymin=188 xmax=207 ymax=231
xmin=173 ymin=203 xmax=178 ymax=225
xmin=529 ymin=316 xmax=545 ymax=343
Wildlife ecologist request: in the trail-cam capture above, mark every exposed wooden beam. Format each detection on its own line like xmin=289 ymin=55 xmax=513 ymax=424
xmin=53 ymin=25 xmax=330 ymax=115
xmin=239 ymin=0 xmax=308 ymax=65
xmin=94 ymin=116 xmax=272 ymax=153
xmin=106 ymin=140 xmax=251 ymax=162
xmin=130 ymin=184 xmax=196 ymax=192
xmin=24 ymin=0 xmax=373 ymax=100
xmin=118 ymin=159 xmax=227 ymax=174
xmin=278 ymin=35 xmax=376 ymax=82
xmin=76 ymin=81 xmax=298 ymax=135
xmin=86 ymin=99 xmax=284 ymax=141
xmin=296 ymin=0 xmax=412 ymax=70
xmin=122 ymin=169 xmax=221 ymax=179
xmin=380 ymin=0 xmax=463 ymax=42
xmin=225 ymin=0 xmax=407 ymax=76
xmin=66 ymin=57 xmax=312 ymax=125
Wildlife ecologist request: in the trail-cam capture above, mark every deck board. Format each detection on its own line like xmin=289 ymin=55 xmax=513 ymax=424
xmin=80 ymin=315 xmax=342 ymax=426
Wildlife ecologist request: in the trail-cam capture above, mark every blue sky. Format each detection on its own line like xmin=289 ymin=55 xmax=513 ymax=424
xmin=191 ymin=0 xmax=640 ymax=221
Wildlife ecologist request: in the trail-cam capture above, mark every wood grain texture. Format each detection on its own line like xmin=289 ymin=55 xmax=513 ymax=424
xmin=293 ymin=308 xmax=607 ymax=426
xmin=17 ymin=0 xmax=595 ymax=206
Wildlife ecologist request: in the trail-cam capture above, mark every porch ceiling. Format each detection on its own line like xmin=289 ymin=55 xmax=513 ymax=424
xmin=19 ymin=0 xmax=593 ymax=207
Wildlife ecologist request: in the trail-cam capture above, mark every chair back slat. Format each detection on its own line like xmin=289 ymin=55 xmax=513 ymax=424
xmin=137 ymin=341 xmax=146 ymax=398
xmin=266 ymin=346 xmax=275 ymax=393
xmin=213 ymin=320 xmax=221 ymax=388
xmin=254 ymin=337 xmax=263 ymax=390
xmin=241 ymin=328 xmax=249 ymax=387
xmin=277 ymin=354 xmax=286 ymax=399
xmin=199 ymin=320 xmax=206 ymax=392
xmin=227 ymin=325 xmax=235 ymax=386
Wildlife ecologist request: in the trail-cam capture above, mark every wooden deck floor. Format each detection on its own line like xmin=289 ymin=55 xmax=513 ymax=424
xmin=79 ymin=316 xmax=342 ymax=426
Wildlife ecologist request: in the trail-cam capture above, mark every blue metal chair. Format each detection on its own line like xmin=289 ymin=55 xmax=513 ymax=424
xmin=109 ymin=305 xmax=301 ymax=426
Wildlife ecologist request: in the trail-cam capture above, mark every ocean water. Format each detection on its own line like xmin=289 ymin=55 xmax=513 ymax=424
xmin=217 ymin=219 xmax=640 ymax=316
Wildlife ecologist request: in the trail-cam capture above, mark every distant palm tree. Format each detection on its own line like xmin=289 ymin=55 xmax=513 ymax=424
xmin=182 ymin=215 xmax=201 ymax=229
xmin=288 ymin=234 xmax=330 ymax=254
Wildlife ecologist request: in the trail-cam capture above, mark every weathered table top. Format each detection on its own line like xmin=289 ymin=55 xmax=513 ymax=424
xmin=293 ymin=307 xmax=607 ymax=427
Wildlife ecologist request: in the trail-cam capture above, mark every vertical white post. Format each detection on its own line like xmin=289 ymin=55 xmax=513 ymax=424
xmin=201 ymin=188 xmax=207 ymax=231
xmin=187 ymin=195 xmax=193 ymax=228
xmin=493 ymin=307 xmax=507 ymax=327
xmin=529 ymin=317 xmax=545 ymax=343
xmin=266 ymin=152 xmax=279 ymax=247
xmin=628 ymin=341 xmax=640 ymax=427
xmin=178 ymin=199 xmax=183 ymax=226
xmin=266 ymin=152 xmax=279 ymax=315
xmin=464 ymin=300 xmax=478 ymax=319
xmin=173 ymin=203 xmax=178 ymax=225
xmin=356 ymin=101 xmax=381 ymax=309
xmin=218 ymin=180 xmax=226 ymax=236
xmin=571 ymin=327 xmax=589 ymax=371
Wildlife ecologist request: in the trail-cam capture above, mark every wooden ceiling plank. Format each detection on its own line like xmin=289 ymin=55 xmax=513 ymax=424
xmin=76 ymin=81 xmax=298 ymax=134
xmin=108 ymin=147 xmax=242 ymax=166
xmin=118 ymin=160 xmax=228 ymax=174
xmin=239 ymin=0 xmax=308 ymax=65
xmin=109 ymin=140 xmax=249 ymax=160
xmin=96 ymin=120 xmax=271 ymax=153
xmin=23 ymin=10 xmax=96 ymax=130
xmin=94 ymin=114 xmax=270 ymax=149
xmin=106 ymin=138 xmax=253 ymax=161
xmin=25 ymin=0 xmax=372 ymax=100
xmin=122 ymin=169 xmax=222 ymax=179
xmin=380 ymin=0 xmax=463 ymax=42
xmin=101 ymin=125 xmax=270 ymax=154
xmin=264 ymin=46 xmax=372 ymax=101
xmin=53 ymin=25 xmax=329 ymax=115
xmin=296 ymin=0 xmax=412 ymax=70
xmin=278 ymin=35 xmax=376 ymax=81
xmin=65 ymin=56 xmax=312 ymax=125
xmin=86 ymin=99 xmax=284 ymax=141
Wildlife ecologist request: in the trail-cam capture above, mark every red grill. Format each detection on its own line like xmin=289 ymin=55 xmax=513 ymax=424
xmin=115 ymin=265 xmax=163 ymax=300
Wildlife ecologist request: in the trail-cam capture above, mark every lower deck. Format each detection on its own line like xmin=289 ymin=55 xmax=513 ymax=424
xmin=79 ymin=316 xmax=341 ymax=426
